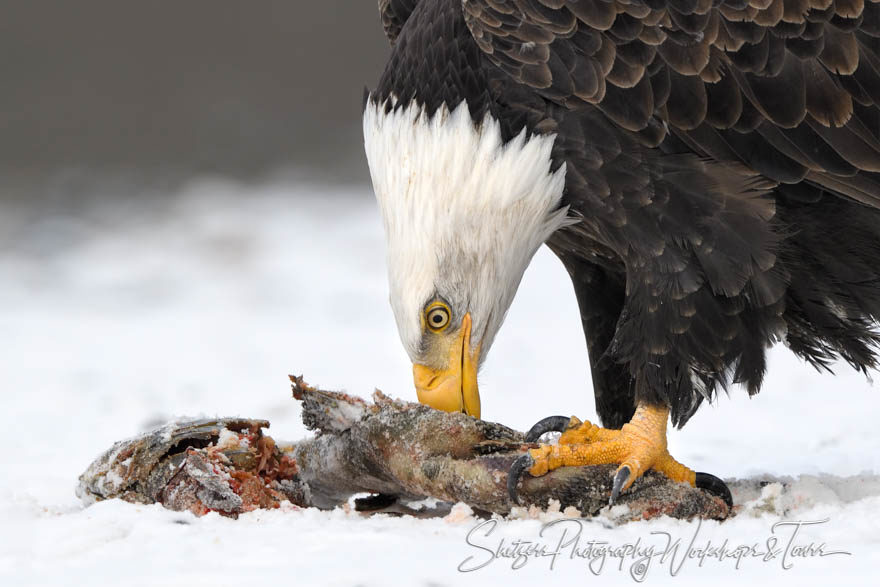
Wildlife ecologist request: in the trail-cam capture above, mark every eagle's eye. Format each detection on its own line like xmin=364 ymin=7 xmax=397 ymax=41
xmin=425 ymin=303 xmax=451 ymax=332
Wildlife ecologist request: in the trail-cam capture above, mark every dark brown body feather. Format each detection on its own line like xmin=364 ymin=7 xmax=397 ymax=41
xmin=373 ymin=0 xmax=880 ymax=427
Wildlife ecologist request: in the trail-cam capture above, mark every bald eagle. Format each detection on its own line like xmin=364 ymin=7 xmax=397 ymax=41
xmin=363 ymin=0 xmax=880 ymax=505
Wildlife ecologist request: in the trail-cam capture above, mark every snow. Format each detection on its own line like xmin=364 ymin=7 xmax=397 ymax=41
xmin=2 ymin=179 xmax=879 ymax=585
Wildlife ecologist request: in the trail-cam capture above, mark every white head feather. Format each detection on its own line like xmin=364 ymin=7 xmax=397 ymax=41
xmin=363 ymin=99 xmax=570 ymax=364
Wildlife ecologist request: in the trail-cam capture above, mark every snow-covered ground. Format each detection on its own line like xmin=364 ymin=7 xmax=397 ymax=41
xmin=2 ymin=179 xmax=879 ymax=586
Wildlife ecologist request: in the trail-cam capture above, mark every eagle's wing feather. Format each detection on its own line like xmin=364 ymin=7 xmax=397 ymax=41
xmin=378 ymin=0 xmax=422 ymax=43
xmin=456 ymin=1 xmax=880 ymax=424
xmin=462 ymin=0 xmax=880 ymax=208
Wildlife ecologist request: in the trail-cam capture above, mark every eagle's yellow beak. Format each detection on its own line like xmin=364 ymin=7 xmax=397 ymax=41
xmin=412 ymin=313 xmax=481 ymax=418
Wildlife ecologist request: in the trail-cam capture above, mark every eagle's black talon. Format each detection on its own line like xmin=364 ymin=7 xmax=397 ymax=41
xmin=524 ymin=416 xmax=571 ymax=443
xmin=610 ymin=466 xmax=631 ymax=505
xmin=695 ymin=472 xmax=734 ymax=510
xmin=507 ymin=453 xmax=535 ymax=505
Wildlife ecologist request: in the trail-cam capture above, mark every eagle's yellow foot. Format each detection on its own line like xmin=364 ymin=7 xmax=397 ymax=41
xmin=507 ymin=404 xmax=733 ymax=508
xmin=528 ymin=404 xmax=695 ymax=498
xmin=557 ymin=416 xmax=621 ymax=445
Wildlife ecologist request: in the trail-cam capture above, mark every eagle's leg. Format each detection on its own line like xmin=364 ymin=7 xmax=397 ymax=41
xmin=511 ymin=402 xmax=703 ymax=505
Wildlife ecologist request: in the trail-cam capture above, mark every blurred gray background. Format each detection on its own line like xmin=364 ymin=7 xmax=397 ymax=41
xmin=1 ymin=1 xmax=390 ymax=200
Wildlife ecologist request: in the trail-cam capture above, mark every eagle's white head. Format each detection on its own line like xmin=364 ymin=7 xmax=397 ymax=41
xmin=363 ymin=99 xmax=569 ymax=418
